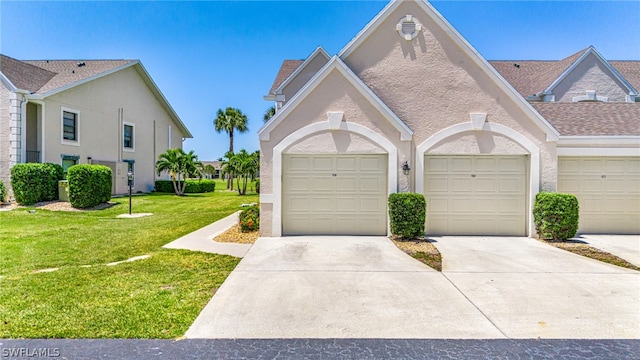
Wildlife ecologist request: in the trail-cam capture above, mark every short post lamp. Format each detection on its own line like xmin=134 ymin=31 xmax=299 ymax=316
xmin=127 ymin=170 xmax=134 ymax=215
xmin=402 ymin=161 xmax=411 ymax=176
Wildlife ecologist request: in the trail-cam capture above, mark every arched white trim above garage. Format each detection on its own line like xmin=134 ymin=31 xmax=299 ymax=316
xmin=415 ymin=122 xmax=541 ymax=236
xmin=267 ymin=121 xmax=398 ymax=237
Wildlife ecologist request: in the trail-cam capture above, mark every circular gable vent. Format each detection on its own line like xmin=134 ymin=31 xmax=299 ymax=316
xmin=396 ymin=14 xmax=422 ymax=40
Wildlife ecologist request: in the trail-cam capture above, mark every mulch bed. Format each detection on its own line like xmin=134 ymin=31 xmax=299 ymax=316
xmin=214 ymin=224 xmax=259 ymax=244
xmin=390 ymin=236 xmax=442 ymax=271
xmin=540 ymin=239 xmax=640 ymax=271
xmin=0 ymin=201 xmax=117 ymax=212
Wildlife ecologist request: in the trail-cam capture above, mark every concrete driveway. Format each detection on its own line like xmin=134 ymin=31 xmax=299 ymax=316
xmin=186 ymin=236 xmax=640 ymax=339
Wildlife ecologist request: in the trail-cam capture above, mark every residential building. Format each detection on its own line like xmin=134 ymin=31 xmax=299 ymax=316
xmin=260 ymin=0 xmax=639 ymax=237
xmin=0 ymin=55 xmax=192 ymax=197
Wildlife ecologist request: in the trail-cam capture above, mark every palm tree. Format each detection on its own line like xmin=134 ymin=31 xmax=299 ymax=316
xmin=214 ymin=107 xmax=248 ymax=189
xmin=219 ymin=151 xmax=235 ymax=191
xmin=156 ymin=148 xmax=202 ymax=196
xmin=229 ymin=149 xmax=260 ymax=195
xmin=263 ymin=106 xmax=275 ymax=123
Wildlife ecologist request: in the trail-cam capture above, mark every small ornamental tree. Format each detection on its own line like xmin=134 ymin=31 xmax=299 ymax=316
xmin=388 ymin=193 xmax=426 ymax=239
xmin=155 ymin=148 xmax=203 ymax=196
xmin=533 ymin=192 xmax=580 ymax=240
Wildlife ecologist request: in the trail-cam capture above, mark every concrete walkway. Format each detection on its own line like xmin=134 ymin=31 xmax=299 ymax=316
xmin=162 ymin=211 xmax=251 ymax=258
xmin=578 ymin=235 xmax=640 ymax=267
xmin=186 ymin=236 xmax=640 ymax=339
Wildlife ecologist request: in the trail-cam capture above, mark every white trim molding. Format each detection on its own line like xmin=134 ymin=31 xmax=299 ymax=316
xmin=558 ymin=136 xmax=640 ymax=146
xmin=259 ymin=56 xmax=413 ymax=142
xmin=557 ymin=147 xmax=640 ymax=156
xmin=264 ymin=121 xmax=399 ymax=237
xmin=60 ymin=106 xmax=80 ymax=147
xmin=415 ymin=122 xmax=541 ymax=237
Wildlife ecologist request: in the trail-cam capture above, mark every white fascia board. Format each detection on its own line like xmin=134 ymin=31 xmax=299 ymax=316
xmin=0 ymin=72 xmax=19 ymax=92
xmin=544 ymin=47 xmax=638 ymax=95
xmin=338 ymin=0 xmax=559 ymax=142
xmin=274 ymin=46 xmax=331 ymax=95
xmin=558 ymin=136 xmax=640 ymax=146
xmin=132 ymin=63 xmax=193 ymax=138
xmin=258 ymin=56 xmax=413 ymax=142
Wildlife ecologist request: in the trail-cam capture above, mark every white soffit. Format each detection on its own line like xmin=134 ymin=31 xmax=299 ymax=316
xmin=337 ymin=0 xmax=560 ymax=142
xmin=258 ymin=56 xmax=413 ymax=142
xmin=273 ymin=46 xmax=331 ymax=95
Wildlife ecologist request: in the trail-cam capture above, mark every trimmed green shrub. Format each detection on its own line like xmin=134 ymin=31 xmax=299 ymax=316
xmin=389 ymin=192 xmax=426 ymax=238
xmin=199 ymin=180 xmax=215 ymax=193
xmin=10 ymin=163 xmax=65 ymax=205
xmin=155 ymin=179 xmax=215 ymax=193
xmin=68 ymin=164 xmax=112 ymax=209
xmin=533 ymin=192 xmax=580 ymax=240
xmin=239 ymin=205 xmax=259 ymax=232
xmin=0 ymin=180 xmax=7 ymax=203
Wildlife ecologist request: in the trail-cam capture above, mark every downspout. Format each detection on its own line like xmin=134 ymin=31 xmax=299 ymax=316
xmin=18 ymin=91 xmax=29 ymax=164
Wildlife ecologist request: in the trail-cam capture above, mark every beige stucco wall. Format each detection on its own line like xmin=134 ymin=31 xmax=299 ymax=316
xmin=260 ymin=68 xmax=412 ymax=236
xmin=0 ymin=81 xmax=11 ymax=198
xmin=343 ymin=1 xmax=557 ymax=191
xmin=553 ymin=52 xmax=629 ymax=102
xmin=39 ymin=66 xmax=185 ymax=194
xmin=281 ymin=54 xmax=329 ymax=105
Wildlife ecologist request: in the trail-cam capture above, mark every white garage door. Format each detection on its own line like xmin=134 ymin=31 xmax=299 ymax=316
xmin=558 ymin=157 xmax=640 ymax=234
xmin=424 ymin=155 xmax=527 ymax=236
xmin=282 ymin=154 xmax=388 ymax=236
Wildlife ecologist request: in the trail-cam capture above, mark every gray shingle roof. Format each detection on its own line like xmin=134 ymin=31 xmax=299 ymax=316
xmin=531 ymin=102 xmax=640 ymax=136
xmin=1 ymin=54 xmax=135 ymax=94
xmin=268 ymin=60 xmax=304 ymax=95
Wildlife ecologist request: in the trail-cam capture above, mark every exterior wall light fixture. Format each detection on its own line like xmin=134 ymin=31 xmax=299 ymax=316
xmin=402 ymin=161 xmax=411 ymax=175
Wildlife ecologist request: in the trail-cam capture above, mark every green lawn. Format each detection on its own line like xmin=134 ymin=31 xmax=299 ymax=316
xmin=0 ymin=190 xmax=258 ymax=338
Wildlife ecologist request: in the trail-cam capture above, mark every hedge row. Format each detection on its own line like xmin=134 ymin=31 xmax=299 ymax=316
xmin=155 ymin=179 xmax=215 ymax=193
xmin=389 ymin=192 xmax=426 ymax=238
xmin=68 ymin=164 xmax=112 ymax=209
xmin=533 ymin=192 xmax=580 ymax=240
xmin=10 ymin=163 xmax=64 ymax=205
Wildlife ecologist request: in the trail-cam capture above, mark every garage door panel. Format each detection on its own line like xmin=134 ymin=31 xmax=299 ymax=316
xmin=425 ymin=155 xmax=527 ymax=236
xmin=336 ymin=196 xmax=357 ymax=212
xmin=336 ymin=176 xmax=356 ymax=192
xmin=287 ymin=156 xmax=311 ymax=171
xmin=427 ymin=177 xmax=448 ymax=192
xmin=312 ymin=156 xmax=334 ymax=171
xmin=360 ymin=157 xmax=383 ymax=171
xmin=451 ymin=178 xmax=473 ymax=192
xmin=451 ymin=158 xmax=473 ymax=172
xmin=283 ymin=154 xmax=387 ymax=236
xmin=287 ymin=176 xmax=311 ymax=191
xmin=558 ymin=156 xmax=639 ymax=234
xmin=336 ymin=157 xmax=357 ymax=172
xmin=475 ymin=198 xmax=498 ymax=213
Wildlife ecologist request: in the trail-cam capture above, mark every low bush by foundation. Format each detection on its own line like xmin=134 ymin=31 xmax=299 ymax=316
xmin=389 ymin=193 xmax=426 ymax=239
xmin=533 ymin=192 xmax=579 ymax=240
xmin=68 ymin=165 xmax=112 ymax=209
xmin=238 ymin=205 xmax=259 ymax=232
xmin=10 ymin=163 xmax=64 ymax=205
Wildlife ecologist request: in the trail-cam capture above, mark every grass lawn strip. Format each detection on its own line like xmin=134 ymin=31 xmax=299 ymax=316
xmin=0 ymin=190 xmax=257 ymax=338
xmin=214 ymin=224 xmax=259 ymax=244
xmin=390 ymin=237 xmax=442 ymax=271
xmin=0 ymin=250 xmax=239 ymax=338
xmin=540 ymin=239 xmax=640 ymax=271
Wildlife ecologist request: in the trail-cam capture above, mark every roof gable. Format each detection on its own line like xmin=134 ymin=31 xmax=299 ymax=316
xmin=273 ymin=46 xmax=330 ymax=97
xmin=543 ymin=46 xmax=638 ymax=100
xmin=337 ymin=0 xmax=559 ymax=141
xmin=259 ymin=56 xmax=413 ymax=141
xmin=267 ymin=60 xmax=304 ymax=97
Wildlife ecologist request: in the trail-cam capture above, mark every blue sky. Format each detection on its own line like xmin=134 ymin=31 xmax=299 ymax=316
xmin=2 ymin=1 xmax=638 ymax=161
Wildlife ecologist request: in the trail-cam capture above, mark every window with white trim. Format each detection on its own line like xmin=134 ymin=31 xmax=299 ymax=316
xmin=61 ymin=108 xmax=80 ymax=145
xmin=123 ymin=122 xmax=135 ymax=151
